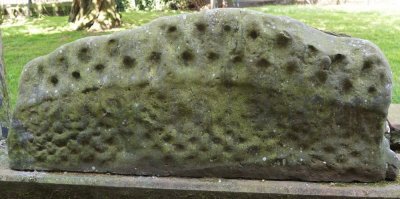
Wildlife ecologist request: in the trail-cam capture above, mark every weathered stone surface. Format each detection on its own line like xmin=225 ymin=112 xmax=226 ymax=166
xmin=8 ymin=9 xmax=399 ymax=182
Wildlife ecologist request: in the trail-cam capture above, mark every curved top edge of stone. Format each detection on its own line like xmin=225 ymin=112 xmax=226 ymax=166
xmin=15 ymin=8 xmax=392 ymax=113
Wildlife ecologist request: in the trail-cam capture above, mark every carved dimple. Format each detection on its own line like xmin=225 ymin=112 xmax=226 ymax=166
xmin=247 ymin=145 xmax=260 ymax=154
xmin=174 ymin=143 xmax=185 ymax=151
xmin=207 ymin=52 xmax=219 ymax=61
xmin=57 ymin=56 xmax=67 ymax=68
xmin=307 ymin=44 xmax=319 ymax=57
xmin=72 ymin=71 xmax=81 ymax=79
xmin=232 ymin=55 xmax=242 ymax=63
xmin=248 ymin=29 xmax=259 ymax=39
xmin=37 ymin=65 xmax=44 ymax=75
xmin=107 ymin=38 xmax=119 ymax=56
xmin=276 ymin=31 xmax=292 ymax=46
xmin=195 ymin=22 xmax=207 ymax=32
xmin=368 ymin=86 xmax=377 ymax=94
xmin=108 ymin=39 xmax=117 ymax=44
xmin=341 ymin=78 xmax=353 ymax=92
xmin=256 ymin=58 xmax=271 ymax=68
xmin=167 ymin=25 xmax=177 ymax=33
xmin=181 ymin=50 xmax=194 ymax=63
xmin=285 ymin=58 xmax=301 ymax=74
xmin=332 ymin=54 xmax=347 ymax=65
xmin=223 ymin=25 xmax=231 ymax=32
xmin=188 ymin=136 xmax=198 ymax=143
xmin=149 ymin=52 xmax=161 ymax=63
xmin=362 ymin=59 xmax=375 ymax=71
xmin=314 ymin=70 xmax=328 ymax=84
xmin=379 ymin=72 xmax=387 ymax=83
xmin=78 ymin=47 xmax=91 ymax=62
xmin=49 ymin=75 xmax=58 ymax=86
xmin=94 ymin=64 xmax=105 ymax=72
xmin=362 ymin=54 xmax=381 ymax=72
xmin=122 ymin=56 xmax=136 ymax=68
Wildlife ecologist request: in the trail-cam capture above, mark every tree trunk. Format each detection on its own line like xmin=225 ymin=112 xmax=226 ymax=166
xmin=69 ymin=0 xmax=121 ymax=31
xmin=130 ymin=0 xmax=136 ymax=10
xmin=27 ymin=0 xmax=32 ymax=17
xmin=211 ymin=0 xmax=225 ymax=8
xmin=223 ymin=0 xmax=234 ymax=7
xmin=210 ymin=0 xmax=217 ymax=8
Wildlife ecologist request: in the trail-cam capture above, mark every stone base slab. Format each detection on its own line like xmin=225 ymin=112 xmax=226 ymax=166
xmin=1 ymin=147 xmax=400 ymax=199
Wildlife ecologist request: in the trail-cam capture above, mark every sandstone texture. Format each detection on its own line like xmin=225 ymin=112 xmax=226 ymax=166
xmin=8 ymin=9 xmax=399 ymax=182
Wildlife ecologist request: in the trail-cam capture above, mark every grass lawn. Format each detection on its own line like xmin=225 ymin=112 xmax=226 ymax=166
xmin=1 ymin=5 xmax=399 ymax=108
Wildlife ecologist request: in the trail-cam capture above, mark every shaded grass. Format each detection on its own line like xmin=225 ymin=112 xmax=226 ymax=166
xmin=1 ymin=6 xmax=399 ymax=109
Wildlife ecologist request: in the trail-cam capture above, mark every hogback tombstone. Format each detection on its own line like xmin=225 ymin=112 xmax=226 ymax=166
xmin=8 ymin=9 xmax=399 ymax=182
